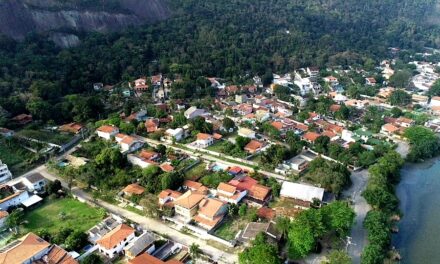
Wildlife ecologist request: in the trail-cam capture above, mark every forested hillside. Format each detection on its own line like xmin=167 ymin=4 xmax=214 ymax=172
xmin=0 ymin=0 xmax=439 ymax=124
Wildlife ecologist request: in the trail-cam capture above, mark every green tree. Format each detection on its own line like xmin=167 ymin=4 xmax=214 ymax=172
xmin=82 ymin=254 xmax=104 ymax=264
xmin=223 ymin=117 xmax=235 ymax=131
xmin=6 ymin=209 xmax=24 ymax=234
xmin=389 ymin=70 xmax=411 ymax=88
xmin=239 ymin=233 xmax=281 ymax=264
xmin=389 ymin=89 xmax=411 ymax=106
xmin=190 ymin=243 xmax=202 ymax=263
xmin=324 ymin=250 xmax=352 ymax=264
xmin=65 ymin=231 xmax=88 ymax=251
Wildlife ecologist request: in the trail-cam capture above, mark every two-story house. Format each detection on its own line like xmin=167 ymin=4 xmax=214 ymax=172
xmin=96 ymin=125 xmax=119 ymax=140
xmin=193 ymin=198 xmax=228 ymax=231
xmin=173 ymin=191 xmax=205 ymax=223
xmin=22 ymin=173 xmax=46 ymax=192
xmin=97 ymin=224 xmax=136 ymax=259
xmin=216 ymin=183 xmax=247 ymax=204
xmin=195 ymin=133 xmax=214 ymax=148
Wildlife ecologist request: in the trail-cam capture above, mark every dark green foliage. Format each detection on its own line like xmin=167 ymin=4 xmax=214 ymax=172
xmin=404 ymin=126 xmax=440 ymax=162
xmin=239 ymin=233 xmax=281 ymax=264
xmin=389 ymin=89 xmax=411 ymax=106
xmin=306 ymin=158 xmax=351 ymax=195
xmin=200 ymin=171 xmax=233 ymax=188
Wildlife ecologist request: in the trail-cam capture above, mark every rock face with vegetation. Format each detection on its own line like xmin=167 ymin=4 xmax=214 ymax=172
xmin=0 ymin=0 xmax=170 ymax=47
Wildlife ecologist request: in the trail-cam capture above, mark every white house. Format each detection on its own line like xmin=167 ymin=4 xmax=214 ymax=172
xmin=22 ymin=173 xmax=46 ymax=192
xmin=97 ymin=224 xmax=135 ymax=259
xmin=184 ymin=106 xmax=206 ymax=119
xmin=165 ymin=128 xmax=185 ymax=142
xmin=96 ymin=125 xmax=119 ymax=140
xmin=280 ymin=182 xmax=325 ymax=209
xmin=216 ymin=183 xmax=247 ymax=204
xmin=0 ymin=160 xmax=12 ymax=183
xmin=195 ymin=133 xmax=214 ymax=148
xmin=0 ymin=233 xmax=51 ymax=264
xmin=238 ymin=127 xmax=256 ymax=139
xmin=119 ymin=136 xmax=143 ymax=153
xmin=430 ymin=96 xmax=440 ymax=108
xmin=0 ymin=186 xmax=30 ymax=211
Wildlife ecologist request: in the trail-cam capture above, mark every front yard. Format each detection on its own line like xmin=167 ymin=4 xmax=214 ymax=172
xmin=22 ymin=197 xmax=104 ymax=235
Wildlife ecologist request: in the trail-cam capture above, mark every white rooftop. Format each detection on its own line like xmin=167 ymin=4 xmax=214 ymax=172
xmin=21 ymin=195 xmax=43 ymax=207
xmin=280 ymin=182 xmax=325 ymax=202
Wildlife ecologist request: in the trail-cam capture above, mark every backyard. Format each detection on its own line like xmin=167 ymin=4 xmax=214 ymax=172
xmin=213 ymin=207 xmax=258 ymax=241
xmin=22 ymin=197 xmax=104 ymax=235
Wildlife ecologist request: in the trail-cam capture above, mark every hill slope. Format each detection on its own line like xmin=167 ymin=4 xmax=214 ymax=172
xmin=0 ymin=0 xmax=170 ymax=46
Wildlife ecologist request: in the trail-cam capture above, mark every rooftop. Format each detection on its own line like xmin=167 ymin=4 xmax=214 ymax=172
xmin=97 ymin=224 xmax=135 ymax=250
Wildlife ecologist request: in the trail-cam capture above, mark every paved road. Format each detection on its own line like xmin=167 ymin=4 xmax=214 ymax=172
xmin=343 ymin=169 xmax=370 ymax=264
xmin=18 ymin=165 xmax=238 ymax=264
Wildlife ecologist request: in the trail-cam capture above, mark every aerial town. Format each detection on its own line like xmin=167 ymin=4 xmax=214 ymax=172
xmin=0 ymin=47 xmax=440 ymax=264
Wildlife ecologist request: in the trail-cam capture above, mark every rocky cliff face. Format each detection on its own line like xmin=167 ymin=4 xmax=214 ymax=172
xmin=0 ymin=0 xmax=170 ymax=47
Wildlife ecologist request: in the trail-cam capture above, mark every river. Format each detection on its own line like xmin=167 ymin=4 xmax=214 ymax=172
xmin=394 ymin=158 xmax=440 ymax=263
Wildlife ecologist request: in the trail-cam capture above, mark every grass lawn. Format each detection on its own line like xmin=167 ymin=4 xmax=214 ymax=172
xmin=184 ymin=162 xmax=207 ymax=180
xmin=23 ymin=198 xmax=104 ymax=235
xmin=206 ymin=141 xmax=225 ymax=153
xmin=17 ymin=129 xmax=73 ymax=145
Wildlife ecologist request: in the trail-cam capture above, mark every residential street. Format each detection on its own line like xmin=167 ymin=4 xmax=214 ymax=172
xmin=19 ymin=165 xmax=239 ymax=264
xmin=344 ymin=169 xmax=370 ymax=264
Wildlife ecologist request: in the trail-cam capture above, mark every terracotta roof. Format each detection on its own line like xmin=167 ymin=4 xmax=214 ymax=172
xmin=271 ymin=121 xmax=283 ymax=130
xmin=0 ymin=211 xmax=8 ymax=219
xmin=257 ymin=207 xmax=276 ymax=220
xmin=329 ymin=104 xmax=341 ymax=112
xmin=228 ymin=166 xmax=243 ymax=174
xmin=59 ymin=123 xmax=83 ymax=134
xmin=217 ymin=183 xmax=237 ymax=194
xmin=249 ymin=184 xmax=271 ymax=201
xmin=244 ymin=140 xmax=263 ymax=152
xmin=213 ymin=133 xmax=223 ymax=140
xmin=197 ymin=133 xmax=213 ymax=141
xmin=174 ymin=191 xmax=205 ymax=209
xmin=198 ymin=198 xmax=226 ymax=218
xmin=382 ymin=123 xmax=399 ymax=133
xmin=34 ymin=245 xmax=78 ymax=264
xmin=0 ymin=233 xmax=50 ymax=264
xmin=160 ymin=163 xmax=174 ymax=172
xmin=97 ymin=125 xmax=118 ymax=133
xmin=396 ymin=117 xmax=414 ymax=124
xmin=303 ymin=132 xmax=321 ymax=142
xmin=97 ymin=224 xmax=135 ymax=250
xmin=123 ymin=183 xmax=145 ymax=195
xmin=139 ymin=150 xmax=158 ymax=160
xmin=158 ymin=189 xmax=182 ymax=200
xmin=322 ymin=130 xmax=336 ymax=139
xmin=193 ymin=214 xmax=223 ymax=228
xmin=183 ymin=180 xmax=203 ymax=190
xmin=121 ymin=136 xmax=137 ymax=145
xmin=432 ymin=96 xmax=440 ymax=101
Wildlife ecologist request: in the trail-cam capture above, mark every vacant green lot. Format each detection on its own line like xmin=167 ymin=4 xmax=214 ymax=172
xmin=23 ymin=198 xmax=104 ymax=235
xmin=17 ymin=129 xmax=73 ymax=145
xmin=184 ymin=162 xmax=208 ymax=180
xmin=0 ymin=138 xmax=36 ymax=175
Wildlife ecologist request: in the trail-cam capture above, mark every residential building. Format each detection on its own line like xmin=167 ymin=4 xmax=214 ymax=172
xmin=239 ymin=222 xmax=281 ymax=246
xmin=229 ymin=175 xmax=271 ymax=207
xmin=193 ymin=198 xmax=228 ymax=230
xmin=195 ymin=133 xmax=214 ymax=148
xmin=158 ymin=189 xmax=182 ymax=207
xmin=174 ymin=191 xmax=205 ymax=222
xmin=59 ymin=122 xmax=84 ymax=134
xmin=237 ymin=127 xmax=256 ymax=139
xmin=381 ymin=123 xmax=400 ymax=136
xmin=124 ymin=232 xmax=156 ymax=259
xmin=0 ymin=160 xmax=12 ymax=183
xmin=97 ymin=224 xmax=136 ymax=259
xmin=431 ymin=96 xmax=440 ymax=108
xmin=165 ymin=128 xmax=185 ymax=142
xmin=244 ymin=140 xmax=264 ymax=154
xmin=146 ymin=119 xmax=160 ymax=133
xmin=122 ymin=183 xmax=145 ymax=197
xmin=280 ymin=182 xmax=325 ymax=209
xmin=96 ymin=125 xmax=119 ymax=140
xmin=119 ymin=136 xmax=144 ymax=153
xmin=0 ymin=185 xmax=30 ymax=211
xmin=22 ymin=173 xmax=46 ymax=192
xmin=11 ymin=114 xmax=33 ymax=125
xmin=365 ymin=77 xmax=377 ymax=86
xmin=216 ymin=183 xmax=247 ymax=204
xmin=184 ymin=107 xmax=205 ymax=119
xmin=160 ymin=163 xmax=175 ymax=173
xmin=302 ymin=132 xmax=321 ymax=143
xmin=134 ymin=78 xmax=148 ymax=92
xmin=395 ymin=117 xmax=415 ymax=128
xmin=0 ymin=233 xmax=50 ymax=264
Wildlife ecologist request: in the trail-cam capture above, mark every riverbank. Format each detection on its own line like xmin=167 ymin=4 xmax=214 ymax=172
xmin=394 ymin=158 xmax=440 ymax=263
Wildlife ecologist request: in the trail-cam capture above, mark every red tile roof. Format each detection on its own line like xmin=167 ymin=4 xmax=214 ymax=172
xmin=123 ymin=183 xmax=145 ymax=195
xmin=97 ymin=224 xmax=134 ymax=250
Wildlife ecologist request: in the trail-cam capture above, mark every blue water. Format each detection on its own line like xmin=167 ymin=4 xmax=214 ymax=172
xmin=394 ymin=158 xmax=440 ymax=263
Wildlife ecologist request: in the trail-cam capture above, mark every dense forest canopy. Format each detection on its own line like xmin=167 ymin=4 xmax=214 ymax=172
xmin=0 ymin=0 xmax=439 ymax=120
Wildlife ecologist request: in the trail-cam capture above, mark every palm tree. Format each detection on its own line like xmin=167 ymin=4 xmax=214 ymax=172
xmin=190 ymin=243 xmax=202 ymax=263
